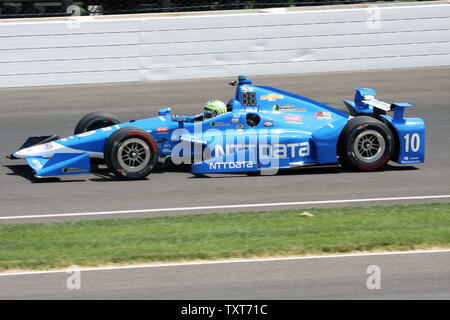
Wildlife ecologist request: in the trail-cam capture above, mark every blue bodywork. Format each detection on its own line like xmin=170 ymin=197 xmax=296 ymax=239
xmin=10 ymin=75 xmax=425 ymax=177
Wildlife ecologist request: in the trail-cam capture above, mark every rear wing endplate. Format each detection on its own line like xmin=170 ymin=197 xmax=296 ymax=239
xmin=344 ymin=88 xmax=414 ymax=122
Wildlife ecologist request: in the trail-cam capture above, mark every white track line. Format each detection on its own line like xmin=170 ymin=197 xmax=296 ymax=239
xmin=1 ymin=194 xmax=449 ymax=221
xmin=1 ymin=249 xmax=449 ymax=277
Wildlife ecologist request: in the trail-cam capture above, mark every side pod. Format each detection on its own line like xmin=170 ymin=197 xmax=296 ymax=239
xmin=26 ymin=153 xmax=91 ymax=178
xmin=311 ymin=118 xmax=348 ymax=164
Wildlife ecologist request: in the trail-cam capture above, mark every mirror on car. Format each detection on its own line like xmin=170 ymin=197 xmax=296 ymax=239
xmin=158 ymin=108 xmax=171 ymax=116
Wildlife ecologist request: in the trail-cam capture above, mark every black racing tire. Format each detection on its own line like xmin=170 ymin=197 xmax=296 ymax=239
xmin=320 ymin=102 xmax=353 ymax=116
xmin=338 ymin=116 xmax=395 ymax=171
xmin=104 ymin=127 xmax=158 ymax=180
xmin=74 ymin=112 xmax=121 ymax=135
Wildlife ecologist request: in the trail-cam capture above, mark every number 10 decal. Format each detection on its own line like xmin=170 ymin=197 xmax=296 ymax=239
xmin=404 ymin=133 xmax=420 ymax=152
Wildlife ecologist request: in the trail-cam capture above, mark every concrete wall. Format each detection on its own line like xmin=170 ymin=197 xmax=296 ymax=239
xmin=0 ymin=3 xmax=449 ymax=88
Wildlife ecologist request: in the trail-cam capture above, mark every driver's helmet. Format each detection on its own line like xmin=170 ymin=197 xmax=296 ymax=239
xmin=203 ymin=100 xmax=227 ymax=119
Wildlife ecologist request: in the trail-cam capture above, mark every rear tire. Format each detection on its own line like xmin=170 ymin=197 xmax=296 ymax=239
xmin=104 ymin=127 xmax=158 ymax=180
xmin=320 ymin=102 xmax=353 ymax=116
xmin=338 ymin=116 xmax=395 ymax=171
xmin=74 ymin=112 xmax=121 ymax=135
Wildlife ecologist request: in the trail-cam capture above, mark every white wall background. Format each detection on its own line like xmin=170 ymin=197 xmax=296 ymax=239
xmin=0 ymin=3 xmax=449 ymax=88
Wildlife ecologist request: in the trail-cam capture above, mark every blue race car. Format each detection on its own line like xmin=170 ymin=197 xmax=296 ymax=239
xmin=8 ymin=75 xmax=425 ymax=180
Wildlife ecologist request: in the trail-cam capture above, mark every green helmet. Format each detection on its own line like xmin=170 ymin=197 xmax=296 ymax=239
xmin=204 ymin=100 xmax=227 ymax=119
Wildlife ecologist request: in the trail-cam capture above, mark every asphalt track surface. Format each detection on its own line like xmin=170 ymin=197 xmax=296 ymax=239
xmin=0 ymin=67 xmax=449 ymax=223
xmin=0 ymin=250 xmax=449 ymax=299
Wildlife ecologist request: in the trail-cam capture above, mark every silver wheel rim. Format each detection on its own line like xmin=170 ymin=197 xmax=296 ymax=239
xmin=117 ymin=138 xmax=151 ymax=172
xmin=353 ymin=130 xmax=385 ymax=163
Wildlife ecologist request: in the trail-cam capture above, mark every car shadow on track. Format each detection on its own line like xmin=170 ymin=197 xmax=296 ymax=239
xmin=3 ymin=163 xmax=190 ymax=183
xmin=88 ymin=163 xmax=193 ymax=182
xmin=277 ymin=164 xmax=420 ymax=176
xmin=189 ymin=164 xmax=419 ymax=179
xmin=5 ymin=163 xmax=419 ymax=182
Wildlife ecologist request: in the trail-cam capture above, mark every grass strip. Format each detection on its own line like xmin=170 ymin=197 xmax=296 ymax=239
xmin=0 ymin=203 xmax=449 ymax=271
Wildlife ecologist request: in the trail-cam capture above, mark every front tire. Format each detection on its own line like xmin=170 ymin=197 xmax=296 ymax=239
xmin=104 ymin=127 xmax=158 ymax=180
xmin=74 ymin=111 xmax=121 ymax=135
xmin=338 ymin=116 xmax=395 ymax=171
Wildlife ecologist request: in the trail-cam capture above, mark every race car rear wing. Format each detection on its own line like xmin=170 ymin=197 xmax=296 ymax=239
xmin=343 ymin=88 xmax=414 ymax=122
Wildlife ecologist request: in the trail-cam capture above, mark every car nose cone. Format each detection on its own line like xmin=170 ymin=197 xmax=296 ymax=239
xmin=12 ymin=142 xmax=61 ymax=159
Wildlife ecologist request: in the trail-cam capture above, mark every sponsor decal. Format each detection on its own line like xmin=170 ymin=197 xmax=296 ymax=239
xmin=273 ymin=104 xmax=306 ymax=112
xmin=32 ymin=159 xmax=43 ymax=170
xmin=62 ymin=167 xmax=88 ymax=173
xmin=231 ymin=118 xmax=240 ymax=124
xmin=401 ymin=160 xmax=421 ymax=164
xmin=214 ymin=142 xmax=310 ymax=159
xmin=61 ymin=136 xmax=75 ymax=142
xmin=284 ymin=115 xmax=302 ymax=122
xmin=77 ymin=131 xmax=96 ymax=137
xmin=210 ymin=122 xmax=230 ymax=127
xmin=43 ymin=142 xmax=54 ymax=150
xmin=173 ymin=116 xmax=190 ymax=122
xmin=101 ymin=127 xmax=112 ymax=132
xmin=180 ymin=136 xmax=207 ymax=145
xmin=264 ymin=121 xmax=273 ymax=127
xmin=315 ymin=112 xmax=332 ymax=120
xmin=236 ymin=124 xmax=244 ymax=130
xmin=242 ymin=86 xmax=254 ymax=92
xmin=261 ymin=94 xmax=284 ymax=102
xmin=209 ymin=161 xmax=254 ymax=170
xmin=244 ymin=107 xmax=257 ymax=112
xmin=157 ymin=127 xmax=169 ymax=133
xmin=402 ymin=156 xmax=420 ymax=164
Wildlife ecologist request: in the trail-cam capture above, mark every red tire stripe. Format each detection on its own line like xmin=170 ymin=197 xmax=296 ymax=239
xmin=127 ymin=132 xmax=157 ymax=152
xmin=357 ymin=155 xmax=390 ymax=171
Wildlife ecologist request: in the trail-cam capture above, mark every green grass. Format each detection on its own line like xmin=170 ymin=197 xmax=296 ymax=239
xmin=0 ymin=203 xmax=449 ymax=271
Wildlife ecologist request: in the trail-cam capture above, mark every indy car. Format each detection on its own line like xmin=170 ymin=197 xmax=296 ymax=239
xmin=7 ymin=75 xmax=425 ymax=180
